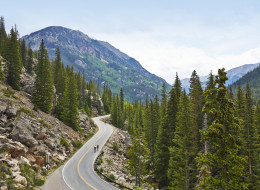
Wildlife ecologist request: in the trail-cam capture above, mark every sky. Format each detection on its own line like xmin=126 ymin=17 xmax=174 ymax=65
xmin=2 ymin=0 xmax=260 ymax=84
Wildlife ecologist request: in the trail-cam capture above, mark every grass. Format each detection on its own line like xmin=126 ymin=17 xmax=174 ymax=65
xmin=2 ymin=88 xmax=17 ymax=99
xmin=39 ymin=119 xmax=50 ymax=128
xmin=20 ymin=164 xmax=45 ymax=188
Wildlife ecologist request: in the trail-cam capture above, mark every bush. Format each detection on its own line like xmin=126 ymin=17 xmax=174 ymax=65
xmin=107 ymin=173 xmax=115 ymax=180
xmin=20 ymin=164 xmax=45 ymax=187
xmin=39 ymin=119 xmax=50 ymax=128
xmin=106 ymin=159 xmax=113 ymax=166
xmin=97 ymin=157 xmax=103 ymax=165
xmin=112 ymin=142 xmax=119 ymax=151
xmin=72 ymin=140 xmax=83 ymax=149
xmin=60 ymin=138 xmax=69 ymax=150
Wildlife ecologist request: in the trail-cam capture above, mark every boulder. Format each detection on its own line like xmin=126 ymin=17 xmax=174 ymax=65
xmin=45 ymin=139 xmax=56 ymax=151
xmin=0 ymin=186 xmax=8 ymax=190
xmin=27 ymin=154 xmax=36 ymax=165
xmin=36 ymin=132 xmax=47 ymax=141
xmin=13 ymin=172 xmax=27 ymax=186
xmin=35 ymin=156 xmax=44 ymax=167
xmin=5 ymin=104 xmax=18 ymax=117
xmin=10 ymin=117 xmax=38 ymax=148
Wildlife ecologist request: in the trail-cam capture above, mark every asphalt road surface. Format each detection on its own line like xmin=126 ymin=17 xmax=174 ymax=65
xmin=62 ymin=115 xmax=117 ymax=190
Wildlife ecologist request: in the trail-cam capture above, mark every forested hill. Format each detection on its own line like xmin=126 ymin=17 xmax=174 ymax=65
xmin=230 ymin=65 xmax=260 ymax=104
xmin=23 ymin=26 xmax=171 ymax=102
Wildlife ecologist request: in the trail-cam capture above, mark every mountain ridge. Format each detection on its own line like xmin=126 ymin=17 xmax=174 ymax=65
xmin=23 ymin=26 xmax=171 ymax=102
xmin=181 ymin=62 xmax=260 ymax=91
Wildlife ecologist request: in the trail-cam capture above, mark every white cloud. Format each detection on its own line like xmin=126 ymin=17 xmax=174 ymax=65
xmin=93 ymin=31 xmax=260 ymax=84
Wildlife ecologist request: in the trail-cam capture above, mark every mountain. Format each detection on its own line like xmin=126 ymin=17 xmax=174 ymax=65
xmin=23 ymin=26 xmax=171 ymax=102
xmin=229 ymin=65 xmax=260 ymax=104
xmin=181 ymin=63 xmax=260 ymax=92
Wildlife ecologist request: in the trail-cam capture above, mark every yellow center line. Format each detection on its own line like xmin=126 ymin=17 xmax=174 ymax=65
xmin=77 ymin=121 xmax=107 ymax=190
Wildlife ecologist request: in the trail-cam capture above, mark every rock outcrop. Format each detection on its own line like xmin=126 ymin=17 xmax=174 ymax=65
xmin=97 ymin=126 xmax=136 ymax=188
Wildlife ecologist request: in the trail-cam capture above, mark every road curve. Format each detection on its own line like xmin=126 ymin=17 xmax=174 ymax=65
xmin=62 ymin=115 xmax=117 ymax=190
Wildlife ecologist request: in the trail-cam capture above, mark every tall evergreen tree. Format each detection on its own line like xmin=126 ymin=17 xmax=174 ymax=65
xmin=0 ymin=58 xmax=4 ymax=81
xmin=26 ymin=45 xmax=33 ymax=75
xmin=5 ymin=28 xmax=22 ymax=90
xmin=196 ymin=68 xmax=248 ymax=190
xmin=244 ymin=82 xmax=256 ymax=188
xmin=20 ymin=38 xmax=27 ymax=68
xmin=33 ymin=39 xmax=53 ymax=113
xmin=60 ymin=67 xmax=79 ymax=130
xmin=0 ymin=17 xmax=7 ymax=56
xmin=168 ymin=91 xmax=193 ymax=189
xmin=252 ymin=100 xmax=260 ymax=189
xmin=189 ymin=70 xmax=204 ymax=184
xmin=128 ymin=123 xmax=149 ymax=187
xmin=235 ymin=86 xmax=246 ymax=120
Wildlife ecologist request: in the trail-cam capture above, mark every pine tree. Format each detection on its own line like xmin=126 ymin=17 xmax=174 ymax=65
xmin=33 ymin=39 xmax=53 ymax=113
xmin=167 ymin=73 xmax=182 ymax=145
xmin=5 ymin=28 xmax=22 ymax=90
xmin=168 ymin=91 xmax=193 ymax=189
xmin=128 ymin=123 xmax=150 ymax=187
xmin=0 ymin=58 xmax=4 ymax=81
xmin=53 ymin=48 xmax=62 ymax=93
xmin=244 ymin=82 xmax=256 ymax=188
xmin=20 ymin=38 xmax=27 ymax=68
xmin=235 ymin=86 xmax=246 ymax=120
xmin=252 ymin=100 xmax=260 ymax=189
xmin=60 ymin=67 xmax=79 ymax=130
xmin=0 ymin=17 xmax=7 ymax=56
xmin=189 ymin=70 xmax=204 ymax=185
xmin=26 ymin=45 xmax=33 ymax=75
xmin=154 ymin=83 xmax=170 ymax=186
xmin=196 ymin=68 xmax=248 ymax=190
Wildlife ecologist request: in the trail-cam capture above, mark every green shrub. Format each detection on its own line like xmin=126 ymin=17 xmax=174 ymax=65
xmin=72 ymin=140 xmax=83 ymax=149
xmin=20 ymin=164 xmax=44 ymax=187
xmin=39 ymin=119 xmax=50 ymax=128
xmin=106 ymin=159 xmax=113 ymax=166
xmin=97 ymin=157 xmax=103 ymax=165
xmin=99 ymin=167 xmax=103 ymax=172
xmin=112 ymin=142 xmax=119 ymax=151
xmin=2 ymin=88 xmax=17 ymax=98
xmin=107 ymin=173 xmax=115 ymax=180
xmin=60 ymin=138 xmax=69 ymax=150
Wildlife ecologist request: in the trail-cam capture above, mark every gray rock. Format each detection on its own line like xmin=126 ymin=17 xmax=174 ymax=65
xmin=45 ymin=139 xmax=56 ymax=151
xmin=5 ymin=105 xmax=18 ymax=117
xmin=10 ymin=117 xmax=38 ymax=148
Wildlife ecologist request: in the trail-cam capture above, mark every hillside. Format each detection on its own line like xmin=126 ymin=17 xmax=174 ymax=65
xmin=181 ymin=63 xmax=260 ymax=92
xmin=0 ymin=57 xmax=96 ymax=189
xmin=23 ymin=26 xmax=171 ymax=102
xmin=229 ymin=65 xmax=260 ymax=104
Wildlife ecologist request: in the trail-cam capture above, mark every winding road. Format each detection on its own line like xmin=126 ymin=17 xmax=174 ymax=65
xmin=43 ymin=115 xmax=117 ymax=190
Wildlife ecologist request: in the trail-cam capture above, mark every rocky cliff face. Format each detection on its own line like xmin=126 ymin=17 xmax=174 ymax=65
xmin=0 ymin=59 xmax=96 ymax=189
xmin=23 ymin=26 xmax=171 ymax=102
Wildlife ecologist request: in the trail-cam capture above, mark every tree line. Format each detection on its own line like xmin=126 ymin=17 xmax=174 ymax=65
xmin=107 ymin=68 xmax=260 ymax=189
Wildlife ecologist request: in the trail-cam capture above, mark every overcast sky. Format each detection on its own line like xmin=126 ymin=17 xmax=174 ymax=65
xmin=2 ymin=0 xmax=260 ymax=84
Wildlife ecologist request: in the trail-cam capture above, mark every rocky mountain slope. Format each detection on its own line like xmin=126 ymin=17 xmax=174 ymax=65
xmin=229 ymin=65 xmax=260 ymax=104
xmin=23 ymin=26 xmax=171 ymax=102
xmin=181 ymin=62 xmax=260 ymax=91
xmin=0 ymin=58 xmax=96 ymax=189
